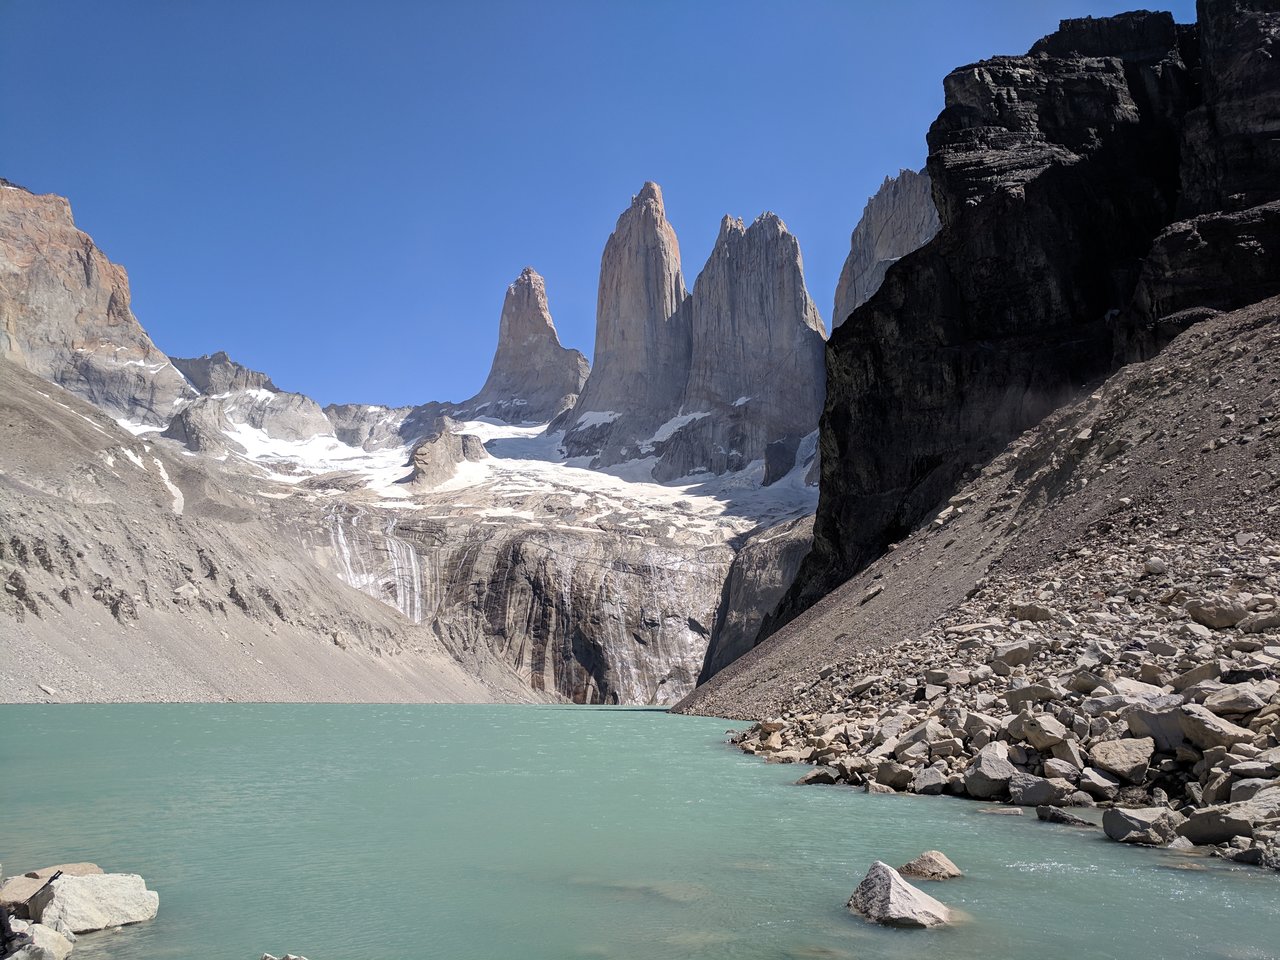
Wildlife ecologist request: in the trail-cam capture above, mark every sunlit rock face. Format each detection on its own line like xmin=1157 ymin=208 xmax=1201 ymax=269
xmin=0 ymin=179 xmax=194 ymax=424
xmin=832 ymin=168 xmax=939 ymax=329
xmin=1 ymin=174 xmax=822 ymax=706
xmin=462 ymin=267 xmax=589 ymax=424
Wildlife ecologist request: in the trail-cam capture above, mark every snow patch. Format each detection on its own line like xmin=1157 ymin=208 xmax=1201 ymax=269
xmin=650 ymin=411 xmax=710 ymax=444
xmin=152 ymin=457 xmax=184 ymax=515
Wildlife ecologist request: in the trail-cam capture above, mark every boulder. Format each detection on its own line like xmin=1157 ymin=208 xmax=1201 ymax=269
xmin=911 ymin=767 xmax=947 ymax=796
xmin=1023 ymin=715 xmax=1068 ymax=750
xmin=991 ymin=641 xmax=1034 ymax=667
xmin=1177 ymin=804 xmax=1256 ymax=845
xmin=0 ymin=876 xmax=45 ymax=919
xmin=1036 ymin=805 xmax=1094 ymax=827
xmin=795 ymin=766 xmax=840 ymax=786
xmin=1078 ymin=766 xmax=1122 ymax=800
xmin=1125 ymin=705 xmax=1187 ymax=752
xmin=1179 ymin=704 xmax=1253 ymax=749
xmin=1004 ymin=684 xmax=1060 ymax=708
xmin=898 ymin=850 xmax=963 ymax=881
xmin=1229 ymin=778 xmax=1272 ymax=803
xmin=1185 ymin=597 xmax=1248 ymax=629
xmin=1203 ymin=686 xmax=1268 ymax=716
xmin=1103 ymin=807 xmax=1184 ymax=846
xmin=847 ymin=861 xmax=951 ymax=928
xmin=1089 ymin=737 xmax=1155 ymax=784
xmin=1008 ymin=772 xmax=1074 ymax=806
xmin=965 ymin=741 xmax=1017 ymax=799
xmin=876 ymin=761 xmax=915 ymax=790
xmin=28 ymin=873 xmax=158 ymax=934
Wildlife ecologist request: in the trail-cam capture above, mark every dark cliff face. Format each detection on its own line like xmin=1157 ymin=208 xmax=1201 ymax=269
xmin=765 ymin=4 xmax=1280 ymax=638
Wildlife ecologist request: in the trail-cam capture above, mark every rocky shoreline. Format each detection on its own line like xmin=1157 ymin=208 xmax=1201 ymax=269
xmin=0 ymin=862 xmax=158 ymax=959
xmin=732 ymin=521 xmax=1280 ymax=872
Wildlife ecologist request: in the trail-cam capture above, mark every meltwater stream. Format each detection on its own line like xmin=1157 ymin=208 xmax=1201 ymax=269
xmin=1 ymin=705 xmax=1276 ymax=960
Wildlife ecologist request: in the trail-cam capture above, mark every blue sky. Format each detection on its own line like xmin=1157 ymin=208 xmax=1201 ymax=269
xmin=1 ymin=0 xmax=1196 ymax=407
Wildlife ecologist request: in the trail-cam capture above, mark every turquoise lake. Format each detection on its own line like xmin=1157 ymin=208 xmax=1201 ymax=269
xmin=1 ymin=705 xmax=1277 ymax=959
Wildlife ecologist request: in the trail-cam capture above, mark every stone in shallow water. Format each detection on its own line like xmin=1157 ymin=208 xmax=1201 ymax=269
xmin=847 ymin=861 xmax=951 ymax=927
xmin=898 ymin=850 xmax=963 ymax=881
xmin=28 ymin=873 xmax=158 ymax=934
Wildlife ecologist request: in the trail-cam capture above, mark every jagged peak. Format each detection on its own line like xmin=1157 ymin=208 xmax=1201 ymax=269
xmin=508 ymin=265 xmax=545 ymax=294
xmin=634 ymin=181 xmax=664 ymax=206
xmin=717 ymin=215 xmax=746 ymax=242
xmin=749 ymin=211 xmax=788 ymax=235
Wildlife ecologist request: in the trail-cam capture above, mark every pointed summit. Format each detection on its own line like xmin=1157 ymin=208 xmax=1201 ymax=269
xmin=650 ymin=208 xmax=825 ymax=479
xmin=564 ymin=181 xmax=690 ymax=449
xmin=635 ymin=181 xmax=663 ymax=204
xmin=466 ymin=267 xmax=589 ymax=423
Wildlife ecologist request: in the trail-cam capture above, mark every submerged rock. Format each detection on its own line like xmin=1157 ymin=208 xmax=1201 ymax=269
xmin=847 ymin=861 xmax=951 ymax=928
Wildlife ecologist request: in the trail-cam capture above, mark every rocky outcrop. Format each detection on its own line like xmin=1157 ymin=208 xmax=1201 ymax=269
xmin=649 ymin=214 xmax=826 ymax=481
xmin=158 ymin=352 xmax=335 ymax=455
xmin=402 ymin=424 xmax=487 ymax=488
xmin=1179 ymin=0 xmax=1280 ymax=216
xmin=766 ymin=8 xmax=1250 ymax=638
xmin=463 ymin=267 xmax=589 ymax=423
xmin=563 ymin=182 xmax=689 ymax=457
xmin=698 ymin=515 xmax=813 ymax=683
xmin=561 ymin=184 xmax=826 ymax=487
xmin=171 ymin=351 xmax=276 ymax=395
xmin=831 ymin=169 xmax=939 ymax=329
xmin=0 ymin=180 xmax=194 ymax=424
xmin=323 ymin=402 xmax=412 ymax=451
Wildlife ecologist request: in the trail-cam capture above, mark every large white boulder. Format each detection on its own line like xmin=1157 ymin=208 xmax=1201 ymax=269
xmin=27 ymin=872 xmax=158 ymax=934
xmin=847 ymin=861 xmax=951 ymax=928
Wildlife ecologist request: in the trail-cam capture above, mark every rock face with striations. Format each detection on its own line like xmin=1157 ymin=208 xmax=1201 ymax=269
xmin=0 ymin=179 xmax=193 ymax=424
xmin=767 ymin=10 xmax=1207 ymax=634
xmin=463 ymin=266 xmax=589 ymax=423
xmin=562 ymin=181 xmax=689 ymax=459
xmin=650 ymin=213 xmax=826 ymax=481
xmin=561 ymin=183 xmax=827 ymax=484
xmin=832 ymin=168 xmax=940 ymax=329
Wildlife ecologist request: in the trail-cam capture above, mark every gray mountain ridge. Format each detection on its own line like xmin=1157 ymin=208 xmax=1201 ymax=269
xmin=3 ymin=172 xmax=928 ymax=704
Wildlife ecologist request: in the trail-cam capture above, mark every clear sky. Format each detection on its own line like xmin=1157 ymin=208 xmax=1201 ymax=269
xmin=1 ymin=0 xmax=1197 ymax=407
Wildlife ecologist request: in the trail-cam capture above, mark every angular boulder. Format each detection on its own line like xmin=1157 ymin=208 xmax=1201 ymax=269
xmin=1008 ymin=772 xmax=1074 ymax=807
xmin=1103 ymin=807 xmax=1184 ymax=846
xmin=28 ymin=873 xmax=158 ymax=934
xmin=898 ymin=850 xmax=963 ymax=881
xmin=1088 ymin=737 xmax=1155 ymax=784
xmin=964 ymin=741 xmax=1016 ymax=798
xmin=1078 ymin=766 xmax=1122 ymax=800
xmin=1185 ymin=597 xmax=1248 ymax=629
xmin=1179 ymin=704 xmax=1253 ymax=749
xmin=847 ymin=861 xmax=951 ymax=928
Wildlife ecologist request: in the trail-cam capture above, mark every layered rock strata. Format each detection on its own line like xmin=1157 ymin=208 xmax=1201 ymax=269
xmin=767 ymin=7 xmax=1263 ymax=638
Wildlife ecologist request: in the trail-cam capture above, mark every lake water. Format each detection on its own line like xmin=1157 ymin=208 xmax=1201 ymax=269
xmin=1 ymin=705 xmax=1276 ymax=960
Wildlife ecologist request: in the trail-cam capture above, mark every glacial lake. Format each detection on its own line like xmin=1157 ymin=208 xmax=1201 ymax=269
xmin=1 ymin=705 xmax=1277 ymax=960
